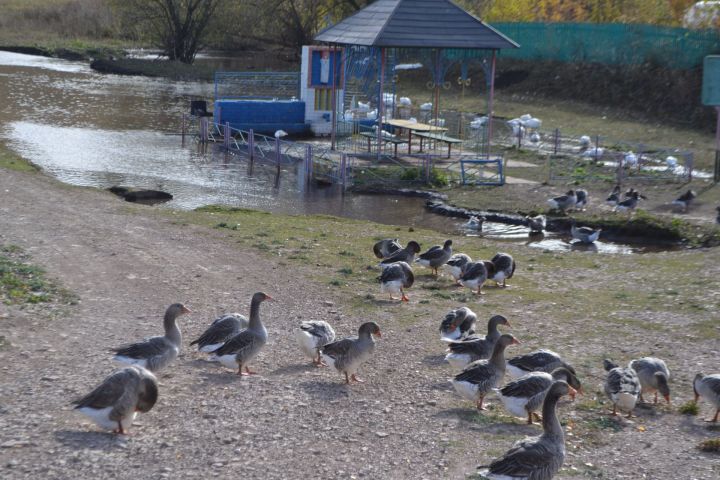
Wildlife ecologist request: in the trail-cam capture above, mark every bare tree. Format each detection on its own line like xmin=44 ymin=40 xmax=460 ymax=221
xmin=121 ymin=0 xmax=223 ymax=63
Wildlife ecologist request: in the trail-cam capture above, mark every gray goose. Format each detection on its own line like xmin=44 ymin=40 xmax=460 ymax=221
xmin=603 ymin=358 xmax=640 ymax=417
xmin=478 ymin=381 xmax=571 ymax=480
xmin=73 ymin=365 xmax=158 ymax=435
xmin=606 ymin=185 xmax=621 ymax=206
xmin=416 ymin=239 xmax=453 ymax=276
xmin=615 ymin=191 xmax=641 ymax=212
xmin=295 ymin=320 xmax=336 ymax=367
xmin=628 ymin=357 xmax=670 ymax=404
xmin=211 ymin=292 xmax=272 ymax=375
xmin=694 ymin=373 xmax=720 ymax=422
xmin=671 ymin=189 xmax=696 ymax=212
xmin=190 ymin=313 xmax=248 ymax=353
xmin=321 ymin=321 xmax=381 ymax=384
xmin=547 ymin=190 xmax=577 ymax=212
xmin=489 ymin=252 xmax=516 ymax=288
xmin=378 ymin=261 xmax=414 ymax=302
xmin=570 ymin=221 xmax=601 ymax=244
xmin=445 ymin=314 xmax=511 ymax=369
xmin=507 ymin=349 xmax=577 ymax=382
xmin=459 ymin=260 xmax=494 ymax=295
xmin=574 ymin=189 xmax=589 ymax=209
xmin=452 ymin=334 xmax=520 ymax=410
xmin=112 ymin=303 xmax=191 ymax=372
xmin=496 ymin=367 xmax=582 ymax=424
xmin=373 ymin=238 xmax=401 ymax=259
xmin=439 ymin=306 xmax=477 ymax=341
xmin=445 ymin=253 xmax=472 ymax=284
xmin=379 ymin=240 xmax=421 ymax=266
xmin=525 ymin=214 xmax=546 ymax=233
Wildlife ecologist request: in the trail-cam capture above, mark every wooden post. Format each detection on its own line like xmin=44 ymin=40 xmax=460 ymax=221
xmin=377 ymin=48 xmax=386 ymax=161
xmin=248 ymin=129 xmax=255 ymax=165
xmin=224 ymin=122 xmax=230 ymax=149
xmin=331 ymin=44 xmax=338 ymax=151
xmin=486 ymin=50 xmax=496 ymax=159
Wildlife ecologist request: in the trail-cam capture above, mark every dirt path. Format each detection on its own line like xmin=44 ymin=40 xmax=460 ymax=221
xmin=1 ymin=170 xmax=718 ymax=479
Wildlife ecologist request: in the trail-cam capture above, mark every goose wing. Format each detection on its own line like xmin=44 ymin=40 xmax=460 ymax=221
xmin=508 ymin=350 xmax=561 ymax=373
xmin=487 ymin=435 xmax=561 ymax=479
xmin=321 ymin=337 xmax=354 ymax=359
xmin=500 ymin=372 xmax=553 ymax=398
xmin=190 ymin=314 xmax=245 ymax=347
xmin=212 ymin=329 xmax=260 ymax=357
xmin=113 ymin=336 xmax=171 ymax=360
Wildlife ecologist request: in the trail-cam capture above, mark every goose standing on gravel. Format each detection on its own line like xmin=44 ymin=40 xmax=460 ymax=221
xmin=693 ymin=373 xmax=720 ymax=422
xmin=445 ymin=314 xmax=511 ymax=369
xmin=73 ymin=366 xmax=158 ymax=435
xmin=445 ymin=253 xmax=472 ymax=284
xmin=570 ymin=221 xmax=601 ymax=244
xmin=464 ymin=216 xmax=485 ymax=231
xmin=478 ymin=381 xmax=571 ymax=480
xmin=574 ymin=189 xmax=589 ymax=210
xmin=190 ymin=313 xmax=248 ymax=354
xmin=525 ymin=214 xmax=546 ymax=233
xmin=379 ymin=240 xmax=421 ymax=266
xmin=416 ymin=239 xmax=453 ymax=276
xmin=489 ymin=252 xmax=516 ymax=288
xmin=629 ymin=357 xmax=671 ymax=404
xmin=496 ymin=367 xmax=582 ymax=424
xmin=507 ymin=349 xmax=577 ymax=382
xmin=373 ymin=238 xmax=401 ymax=259
xmin=439 ymin=306 xmax=477 ymax=341
xmin=211 ymin=292 xmax=272 ymax=375
xmin=112 ymin=303 xmax=191 ymax=372
xmin=321 ymin=321 xmax=381 ymax=384
xmin=459 ymin=261 xmax=493 ymax=295
xmin=378 ymin=261 xmax=414 ymax=302
xmin=547 ymin=190 xmax=577 ymax=212
xmin=606 ymin=185 xmax=621 ymax=207
xmin=452 ymin=334 xmax=520 ymax=410
xmin=603 ymin=358 xmax=640 ymax=417
xmin=671 ymin=189 xmax=696 ymax=212
xmin=296 ymin=320 xmax=336 ymax=367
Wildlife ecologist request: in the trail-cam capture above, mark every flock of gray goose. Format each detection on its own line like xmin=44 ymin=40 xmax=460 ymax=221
xmin=72 ymin=236 xmax=720 ymax=479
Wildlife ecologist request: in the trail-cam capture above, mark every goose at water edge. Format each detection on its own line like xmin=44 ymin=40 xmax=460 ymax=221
xmin=478 ymin=381 xmax=571 ymax=480
xmin=372 ymin=238 xmax=401 ymax=259
xmin=416 ymin=239 xmax=453 ymax=276
xmin=439 ymin=306 xmax=477 ymax=341
xmin=378 ymin=261 xmax=414 ymax=302
xmin=489 ymin=252 xmax=516 ymax=288
xmin=525 ymin=214 xmax=546 ymax=234
xmin=547 ymin=190 xmax=577 ymax=212
xmin=112 ymin=303 xmax=191 ymax=372
xmin=603 ymin=358 xmax=640 ymax=418
xmin=73 ymin=365 xmax=158 ymax=435
xmin=694 ymin=373 xmax=720 ymax=422
xmin=295 ymin=320 xmax=336 ymax=367
xmin=379 ymin=240 xmax=421 ymax=266
xmin=321 ymin=321 xmax=381 ymax=384
xmin=190 ymin=313 xmax=248 ymax=354
xmin=629 ymin=357 xmax=670 ymax=404
xmin=459 ymin=260 xmax=494 ymax=296
xmin=444 ymin=253 xmax=472 ymax=284
xmin=445 ymin=314 xmax=511 ymax=369
xmin=464 ymin=216 xmax=485 ymax=231
xmin=211 ymin=292 xmax=272 ymax=376
xmin=452 ymin=334 xmax=520 ymax=410
xmin=496 ymin=367 xmax=582 ymax=424
xmin=570 ymin=221 xmax=601 ymax=244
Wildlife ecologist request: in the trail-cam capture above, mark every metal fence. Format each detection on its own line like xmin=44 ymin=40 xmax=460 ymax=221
xmin=493 ymin=22 xmax=720 ymax=69
xmin=214 ymin=71 xmax=301 ymax=100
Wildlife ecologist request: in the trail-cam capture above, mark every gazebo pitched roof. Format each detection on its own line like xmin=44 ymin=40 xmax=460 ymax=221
xmin=314 ymin=0 xmax=518 ymax=49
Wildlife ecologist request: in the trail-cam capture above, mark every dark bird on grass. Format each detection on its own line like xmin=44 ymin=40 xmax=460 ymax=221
xmin=574 ymin=189 xmax=589 ymax=210
xmin=459 ymin=261 xmax=494 ymax=295
xmin=416 ymin=239 xmax=453 ymax=276
xmin=379 ymin=240 xmax=421 ymax=266
xmin=671 ymin=189 xmax=696 ymax=212
xmin=547 ymin=190 xmax=577 ymax=212
xmin=615 ymin=191 xmax=641 ymax=213
xmin=629 ymin=357 xmax=670 ymax=405
xmin=489 ymin=252 xmax=516 ymax=288
xmin=378 ymin=261 xmax=414 ymax=302
xmin=372 ymin=238 xmax=401 ymax=259
xmin=606 ymin=185 xmax=621 ymax=207
xmin=439 ymin=306 xmax=477 ymax=341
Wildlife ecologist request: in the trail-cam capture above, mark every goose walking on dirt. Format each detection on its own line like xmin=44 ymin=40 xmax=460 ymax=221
xmin=445 ymin=314 xmax=511 ymax=369
xmin=190 ymin=313 xmax=248 ymax=354
xmin=112 ymin=303 xmax=191 ymax=372
xmin=489 ymin=252 xmax=516 ymax=288
xmin=629 ymin=357 xmax=671 ymax=404
xmin=478 ymin=381 xmax=572 ymax=480
xmin=373 ymin=238 xmax=401 ymax=259
xmin=379 ymin=240 xmax=421 ymax=266
xmin=445 ymin=253 xmax=472 ymax=284
xmin=416 ymin=239 xmax=453 ymax=276
xmin=459 ymin=261 xmax=493 ymax=295
xmin=439 ymin=306 xmax=477 ymax=341
xmin=452 ymin=334 xmax=520 ymax=410
xmin=693 ymin=373 xmax=720 ymax=422
xmin=73 ymin=365 xmax=158 ymax=435
xmin=547 ymin=190 xmax=577 ymax=212
xmin=496 ymin=367 xmax=582 ymax=424
xmin=295 ymin=320 xmax=336 ymax=367
xmin=603 ymin=358 xmax=640 ymax=417
xmin=379 ymin=261 xmax=414 ymax=302
xmin=321 ymin=321 xmax=381 ymax=384
xmin=211 ymin=292 xmax=272 ymax=375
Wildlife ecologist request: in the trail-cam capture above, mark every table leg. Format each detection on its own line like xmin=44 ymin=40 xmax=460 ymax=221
xmin=447 ymin=143 xmax=451 ymax=158
xmin=367 ymin=137 xmax=371 ymax=153
xmin=408 ymin=131 xmax=412 ymax=154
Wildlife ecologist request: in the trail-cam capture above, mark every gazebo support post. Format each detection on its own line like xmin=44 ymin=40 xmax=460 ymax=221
xmin=330 ymin=43 xmax=338 ymax=151
xmin=377 ymin=48 xmax=386 ymax=161
xmin=486 ymin=50 xmax=496 ymax=159
xmin=433 ymin=49 xmax=441 ymax=128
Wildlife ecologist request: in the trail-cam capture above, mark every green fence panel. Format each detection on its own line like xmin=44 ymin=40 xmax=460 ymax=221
xmin=490 ymin=22 xmax=720 ymax=69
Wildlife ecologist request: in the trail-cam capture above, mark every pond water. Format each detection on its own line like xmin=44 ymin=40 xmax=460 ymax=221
xmin=0 ymin=51 xmax=674 ymax=254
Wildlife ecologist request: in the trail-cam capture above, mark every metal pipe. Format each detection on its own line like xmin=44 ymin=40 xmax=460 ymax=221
xmin=486 ymin=50 xmax=496 ymax=159
xmin=377 ymin=48 xmax=386 ymax=161
xmin=331 ymin=44 xmax=338 ymax=151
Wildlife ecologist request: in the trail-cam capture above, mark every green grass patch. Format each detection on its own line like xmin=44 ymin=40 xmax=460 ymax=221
xmin=698 ymin=438 xmax=720 ymax=453
xmin=0 ymin=145 xmax=39 ymax=173
xmin=0 ymin=245 xmax=72 ymax=306
xmin=678 ymin=401 xmax=699 ymax=416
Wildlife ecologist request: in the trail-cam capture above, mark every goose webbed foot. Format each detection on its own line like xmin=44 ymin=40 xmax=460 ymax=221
xmin=350 ymin=374 xmax=365 ymax=383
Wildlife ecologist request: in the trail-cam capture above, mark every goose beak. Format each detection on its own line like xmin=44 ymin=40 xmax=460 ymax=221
xmin=265 ymin=295 xmax=274 ymax=301
xmin=505 ymin=320 xmax=512 ymax=327
xmin=511 ymin=338 xmax=521 ymax=345
xmin=181 ymin=306 xmax=192 ymax=314
xmin=374 ymin=331 xmax=382 ymax=338
xmin=568 ymin=386 xmax=578 ymax=398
